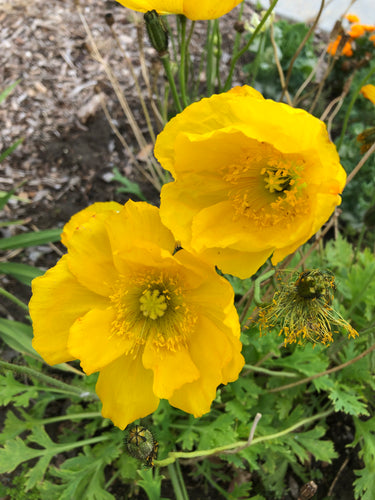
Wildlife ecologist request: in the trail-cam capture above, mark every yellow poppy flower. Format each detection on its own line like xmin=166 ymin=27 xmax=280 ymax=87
xmin=156 ymin=86 xmax=346 ymax=279
xmin=115 ymin=0 xmax=243 ymax=20
xmin=361 ymin=84 xmax=375 ymax=105
xmin=29 ymin=200 xmax=244 ymax=429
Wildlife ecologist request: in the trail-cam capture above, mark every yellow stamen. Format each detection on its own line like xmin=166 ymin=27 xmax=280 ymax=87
xmin=223 ymin=141 xmax=308 ymax=228
xmin=109 ymin=271 xmax=197 ymax=357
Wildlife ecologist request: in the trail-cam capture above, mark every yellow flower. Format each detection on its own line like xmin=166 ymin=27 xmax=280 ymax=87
xmin=115 ymin=0 xmax=243 ymax=20
xmin=29 ymin=201 xmax=244 ymax=429
xmin=361 ymin=84 xmax=375 ymax=105
xmin=156 ymin=86 xmax=346 ymax=279
xmin=357 ymin=84 xmax=375 ymax=153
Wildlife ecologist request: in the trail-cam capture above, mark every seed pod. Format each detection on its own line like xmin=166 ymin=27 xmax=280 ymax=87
xmin=126 ymin=425 xmax=158 ymax=466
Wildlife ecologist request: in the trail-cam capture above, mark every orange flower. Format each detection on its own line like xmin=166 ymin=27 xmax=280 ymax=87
xmin=327 ymin=35 xmax=353 ymax=57
xmin=345 ymin=13 xmax=360 ymax=24
xmin=348 ymin=24 xmax=366 ymax=39
xmin=328 ymin=15 xmax=375 ymax=56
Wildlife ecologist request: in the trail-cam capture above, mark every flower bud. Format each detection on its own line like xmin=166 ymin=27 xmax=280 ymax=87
xmin=144 ymin=10 xmax=169 ymax=56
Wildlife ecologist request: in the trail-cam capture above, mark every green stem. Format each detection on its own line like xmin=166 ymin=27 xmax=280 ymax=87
xmin=0 ymin=287 xmax=29 ymax=312
xmin=214 ymin=19 xmax=222 ymax=91
xmin=175 ymin=460 xmax=189 ymax=500
xmin=232 ymin=1 xmax=245 ymax=56
xmin=0 ymin=360 xmax=97 ymax=400
xmin=41 ymin=435 xmax=110 ymax=457
xmin=249 ymin=31 xmax=266 ymax=85
xmin=178 ymin=15 xmax=189 ymax=108
xmin=33 ymin=412 xmax=102 ymax=426
xmin=168 ymin=462 xmax=189 ymax=500
xmin=160 ymin=53 xmax=183 ymax=113
xmin=254 ymin=269 xmax=275 ymax=306
xmin=195 ymin=463 xmax=230 ymax=498
xmin=155 ymin=409 xmax=332 ymax=467
xmin=243 ymin=364 xmax=298 ymax=378
xmin=206 ymin=20 xmax=214 ymax=95
xmin=336 ymin=63 xmax=375 ymax=151
xmin=224 ymin=0 xmax=279 ymax=91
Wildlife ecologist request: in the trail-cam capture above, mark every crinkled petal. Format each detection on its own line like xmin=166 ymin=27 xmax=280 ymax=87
xmin=160 ymin=175 xmax=228 ymax=246
xmin=168 ymin=315 xmax=244 ymax=416
xmin=183 ymin=0 xmax=243 ymax=20
xmin=155 ymin=87 xmax=264 ymax=175
xmin=61 ymin=202 xmax=122 ymax=247
xmin=105 ymin=200 xmax=176 ymax=274
xmin=142 ymin=342 xmax=199 ymax=399
xmin=116 ymin=0 xmax=183 ymax=15
xmin=361 ymin=84 xmax=375 ymax=105
xmin=68 ymin=308 xmax=132 ymax=375
xmin=201 ymin=246 xmax=272 ymax=279
xmin=96 ymin=352 xmax=159 ymax=430
xmin=30 ymin=255 xmax=110 ymax=365
xmin=116 ymin=0 xmax=242 ymax=20
xmin=272 ymin=192 xmax=342 ymax=265
xmin=66 ymin=212 xmax=119 ymax=297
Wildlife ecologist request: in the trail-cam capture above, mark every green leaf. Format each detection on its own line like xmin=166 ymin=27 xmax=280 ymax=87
xmin=0 ymin=372 xmax=39 ymax=407
xmin=0 ymin=80 xmax=20 ymax=104
xmin=0 ymin=228 xmax=62 ymax=250
xmin=112 ymin=167 xmax=146 ymax=201
xmin=0 ymin=410 xmax=33 ymax=444
xmin=351 ymin=417 xmax=375 ymax=499
xmin=198 ymin=413 xmax=238 ymax=450
xmin=271 ymin=343 xmax=329 ymax=376
xmin=0 ymin=262 xmax=44 ymax=285
xmin=25 ymin=454 xmax=51 ymax=491
xmin=354 ymin=463 xmax=375 ymax=500
xmin=0 ymin=318 xmax=39 ymax=357
xmin=176 ymin=426 xmax=199 ymax=451
xmin=293 ymin=427 xmax=337 ymax=463
xmin=0 ymin=137 xmax=24 ymax=164
xmin=41 ymin=441 xmax=120 ymax=500
xmin=328 ymin=382 xmax=369 ymax=416
xmin=0 ymin=437 xmax=48 ymax=474
xmin=137 ymin=469 xmax=168 ymax=500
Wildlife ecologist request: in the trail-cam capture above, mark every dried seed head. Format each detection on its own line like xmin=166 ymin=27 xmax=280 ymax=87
xmin=126 ymin=425 xmax=158 ymax=466
xmin=258 ymin=269 xmax=358 ymax=346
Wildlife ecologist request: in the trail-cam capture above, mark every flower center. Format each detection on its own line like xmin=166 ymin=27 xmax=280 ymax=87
xmin=139 ymin=289 xmax=168 ymax=319
xmin=223 ymin=141 xmax=308 ymax=228
xmin=262 ymin=166 xmax=294 ymax=194
xmin=109 ymin=270 xmax=197 ymax=357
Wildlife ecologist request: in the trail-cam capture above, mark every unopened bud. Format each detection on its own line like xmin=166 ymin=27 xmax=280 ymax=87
xmin=144 ymin=10 xmax=169 ymax=56
xmin=105 ymin=13 xmax=115 ymax=27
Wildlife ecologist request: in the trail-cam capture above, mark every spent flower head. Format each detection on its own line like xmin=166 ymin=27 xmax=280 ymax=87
xmin=258 ymin=269 xmax=358 ymax=346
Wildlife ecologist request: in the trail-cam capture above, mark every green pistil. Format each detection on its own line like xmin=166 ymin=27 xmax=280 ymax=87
xmin=140 ymin=289 xmax=168 ymax=320
xmin=262 ymin=167 xmax=294 ymax=194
